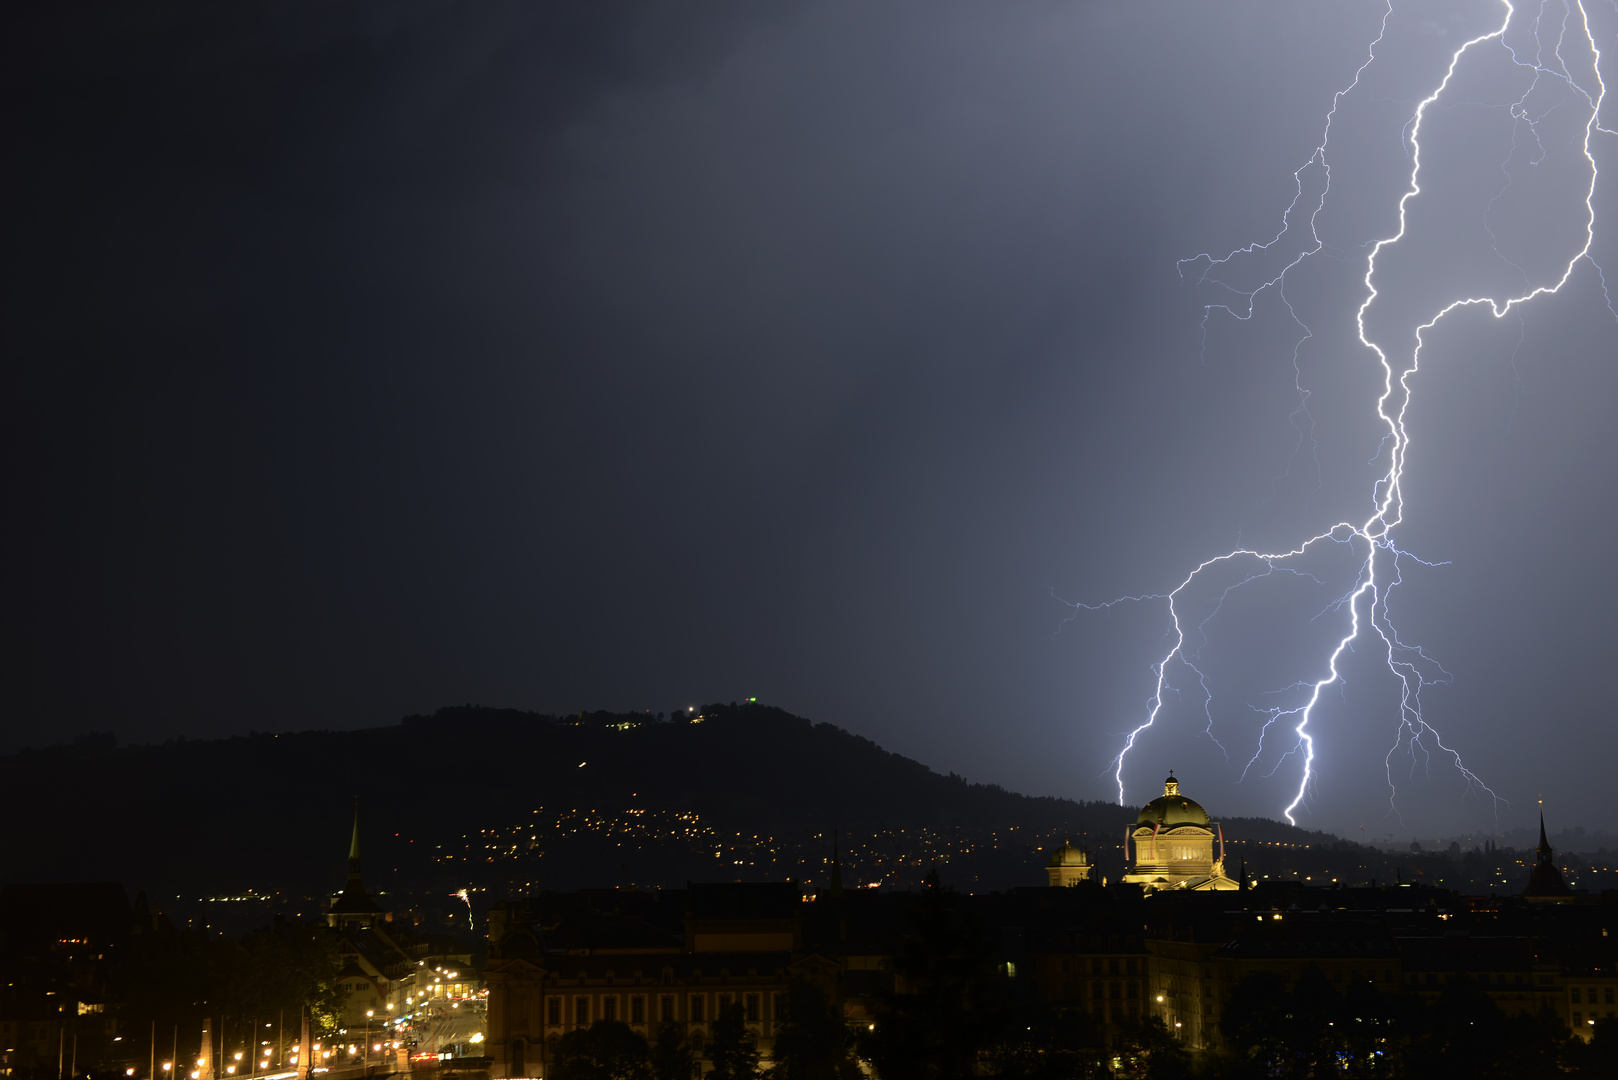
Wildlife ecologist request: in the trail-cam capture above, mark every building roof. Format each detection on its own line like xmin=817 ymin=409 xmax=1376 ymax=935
xmin=1048 ymin=843 xmax=1088 ymax=867
xmin=330 ymin=888 xmax=384 ymax=914
xmin=687 ymin=881 xmax=800 ymax=921
xmin=1136 ymin=772 xmax=1211 ymax=828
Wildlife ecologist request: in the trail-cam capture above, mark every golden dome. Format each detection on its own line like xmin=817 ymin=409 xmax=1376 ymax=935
xmin=1136 ymin=772 xmax=1210 ymax=828
xmin=1048 ymin=842 xmax=1088 ymax=867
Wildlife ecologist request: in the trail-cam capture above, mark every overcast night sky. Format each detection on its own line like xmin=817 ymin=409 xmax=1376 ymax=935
xmin=5 ymin=0 xmax=1615 ymax=839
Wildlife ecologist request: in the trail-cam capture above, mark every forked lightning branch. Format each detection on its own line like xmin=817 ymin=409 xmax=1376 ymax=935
xmin=1070 ymin=0 xmax=1614 ymax=824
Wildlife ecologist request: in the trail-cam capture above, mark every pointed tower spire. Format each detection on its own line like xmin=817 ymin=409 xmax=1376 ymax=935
xmin=329 ymin=799 xmax=382 ymax=927
xmin=1524 ymin=801 xmax=1571 ymax=901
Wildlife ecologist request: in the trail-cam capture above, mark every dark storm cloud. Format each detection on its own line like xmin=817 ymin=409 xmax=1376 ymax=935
xmin=4 ymin=0 xmax=1614 ymax=837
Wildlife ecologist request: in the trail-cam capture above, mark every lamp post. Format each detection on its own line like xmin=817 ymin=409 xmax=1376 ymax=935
xmin=364 ymin=1012 xmax=373 ymax=1080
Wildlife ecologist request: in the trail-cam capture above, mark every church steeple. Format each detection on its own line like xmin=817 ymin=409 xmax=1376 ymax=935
xmin=328 ymin=800 xmax=383 ymax=927
xmin=1524 ymin=803 xmax=1572 ymax=903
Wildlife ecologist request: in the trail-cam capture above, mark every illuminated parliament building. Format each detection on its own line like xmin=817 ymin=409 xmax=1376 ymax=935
xmin=1120 ymin=772 xmax=1238 ymax=893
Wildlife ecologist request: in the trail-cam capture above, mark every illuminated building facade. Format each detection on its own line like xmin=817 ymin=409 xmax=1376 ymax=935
xmin=1121 ymin=774 xmax=1238 ymax=894
xmin=1045 ymin=843 xmax=1094 ymax=887
xmin=484 ymin=884 xmax=834 ymax=1079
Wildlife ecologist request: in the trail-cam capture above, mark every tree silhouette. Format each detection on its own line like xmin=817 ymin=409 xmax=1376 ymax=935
xmin=770 ymin=980 xmax=859 ymax=1080
xmin=550 ymin=1021 xmax=652 ymax=1080
xmin=979 ymin=1002 xmax=1108 ymax=1080
xmin=860 ymin=871 xmax=1007 ymax=1080
xmin=649 ymin=1021 xmax=696 ymax=1080
xmin=707 ymin=1005 xmax=760 ymax=1080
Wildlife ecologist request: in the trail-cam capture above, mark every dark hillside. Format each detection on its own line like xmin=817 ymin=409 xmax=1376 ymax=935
xmin=1 ymin=702 xmax=1338 ymax=904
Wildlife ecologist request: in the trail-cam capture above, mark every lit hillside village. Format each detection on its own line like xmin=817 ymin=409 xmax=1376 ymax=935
xmin=6 ymin=771 xmax=1615 ymax=1080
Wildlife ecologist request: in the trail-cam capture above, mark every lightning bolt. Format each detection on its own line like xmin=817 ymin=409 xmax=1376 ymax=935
xmin=1072 ymin=0 xmax=1612 ymax=825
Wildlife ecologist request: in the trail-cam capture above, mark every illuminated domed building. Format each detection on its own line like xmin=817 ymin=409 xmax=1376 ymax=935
xmin=1121 ymin=772 xmax=1238 ymax=893
xmin=1046 ymin=841 xmax=1095 ymax=886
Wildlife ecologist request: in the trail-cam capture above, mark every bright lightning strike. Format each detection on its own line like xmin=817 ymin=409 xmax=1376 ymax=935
xmin=1072 ymin=0 xmax=1613 ymax=825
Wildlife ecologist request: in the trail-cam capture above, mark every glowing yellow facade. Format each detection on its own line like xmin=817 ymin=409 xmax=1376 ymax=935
xmin=1121 ymin=773 xmax=1238 ymax=893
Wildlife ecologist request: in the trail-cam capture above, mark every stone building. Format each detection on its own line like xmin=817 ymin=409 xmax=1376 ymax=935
xmin=1045 ymin=843 xmax=1095 ymax=887
xmin=484 ymin=884 xmax=838 ymax=1079
xmin=1121 ymin=773 xmax=1238 ymax=893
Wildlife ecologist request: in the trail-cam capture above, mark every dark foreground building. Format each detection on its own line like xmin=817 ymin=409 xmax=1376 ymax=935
xmin=484 ymin=856 xmax=1618 ymax=1076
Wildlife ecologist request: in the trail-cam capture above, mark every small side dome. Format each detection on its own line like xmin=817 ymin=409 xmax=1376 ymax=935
xmin=1048 ymin=842 xmax=1088 ymax=867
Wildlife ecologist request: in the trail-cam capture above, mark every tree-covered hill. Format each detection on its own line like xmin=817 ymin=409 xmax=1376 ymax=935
xmin=0 ymin=701 xmax=1350 ymax=905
